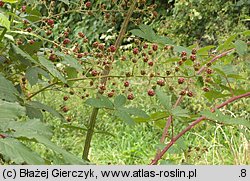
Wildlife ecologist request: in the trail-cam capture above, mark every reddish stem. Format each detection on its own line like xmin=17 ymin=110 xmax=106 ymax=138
xmin=197 ymin=48 xmax=235 ymax=75
xmin=150 ymin=91 xmax=250 ymax=165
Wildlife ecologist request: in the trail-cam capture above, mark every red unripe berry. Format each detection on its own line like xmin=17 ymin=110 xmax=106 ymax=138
xmin=182 ymin=56 xmax=187 ymax=61
xmin=0 ymin=1 xmax=5 ymax=7
xmin=191 ymin=48 xmax=197 ymax=55
xmin=152 ymin=44 xmax=158 ymax=51
xmin=127 ymin=93 xmax=134 ymax=100
xmin=46 ymin=30 xmax=52 ymax=36
xmin=99 ymin=85 xmax=106 ymax=91
xmin=28 ymin=39 xmax=35 ymax=44
xmin=147 ymin=89 xmax=155 ymax=96
xmin=190 ymin=54 xmax=196 ymax=61
xmin=47 ymin=19 xmax=54 ymax=26
xmin=62 ymin=106 xmax=69 ymax=112
xmin=203 ymin=87 xmax=210 ymax=92
xmin=109 ymin=45 xmax=116 ymax=52
xmin=124 ymin=81 xmax=130 ymax=87
xmin=49 ymin=54 xmax=57 ymax=61
xmin=64 ymin=31 xmax=69 ymax=37
xmin=157 ymin=79 xmax=165 ymax=86
xmin=179 ymin=90 xmax=186 ymax=96
xmin=148 ymin=50 xmax=153 ymax=55
xmin=181 ymin=51 xmax=187 ymax=57
xmin=187 ymin=91 xmax=193 ymax=97
xmin=77 ymin=53 xmax=83 ymax=58
xmin=78 ymin=32 xmax=85 ymax=38
xmin=91 ymin=70 xmax=98 ymax=76
xmin=206 ymin=68 xmax=213 ymax=74
xmin=63 ymin=96 xmax=69 ymax=101
xmin=143 ymin=57 xmax=148 ymax=62
xmin=108 ymin=92 xmax=114 ymax=97
xmin=98 ymin=44 xmax=104 ymax=50
xmin=178 ymin=77 xmax=185 ymax=84
xmin=148 ymin=61 xmax=154 ymax=66
xmin=26 ymin=27 xmax=32 ymax=32
xmin=143 ymin=43 xmax=148 ymax=49
xmin=92 ymin=41 xmax=99 ymax=48
xmin=63 ymin=38 xmax=71 ymax=45
xmin=85 ymin=1 xmax=92 ymax=8
xmin=21 ymin=6 xmax=26 ymax=12
xmin=133 ymin=48 xmax=139 ymax=55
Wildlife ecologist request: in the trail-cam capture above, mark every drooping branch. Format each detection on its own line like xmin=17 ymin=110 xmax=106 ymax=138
xmin=150 ymin=92 xmax=250 ymax=165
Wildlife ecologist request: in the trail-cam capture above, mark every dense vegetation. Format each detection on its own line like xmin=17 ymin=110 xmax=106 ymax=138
xmin=0 ymin=0 xmax=249 ymax=165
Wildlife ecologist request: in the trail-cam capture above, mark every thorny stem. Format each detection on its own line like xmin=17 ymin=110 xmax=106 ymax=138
xmin=82 ymin=1 xmax=137 ymax=161
xmin=150 ymin=92 xmax=250 ymax=165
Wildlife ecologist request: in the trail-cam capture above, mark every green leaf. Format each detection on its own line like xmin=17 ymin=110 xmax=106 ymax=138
xmin=35 ymin=136 xmax=87 ymax=164
xmin=114 ymin=95 xmax=126 ymax=108
xmin=25 ymin=104 xmax=43 ymax=121
xmin=204 ymin=91 xmax=230 ymax=101
xmin=11 ymin=119 xmax=52 ymax=140
xmin=197 ymin=45 xmax=216 ymax=55
xmin=38 ymin=56 xmax=66 ymax=83
xmin=173 ymin=45 xmax=191 ymax=54
xmin=2 ymin=0 xmax=19 ymax=3
xmin=0 ymin=100 xmax=25 ymax=121
xmin=64 ymin=67 xmax=78 ymax=86
xmin=217 ymin=34 xmax=238 ymax=51
xmin=139 ymin=24 xmax=156 ymax=41
xmin=134 ymin=111 xmax=168 ymax=123
xmin=120 ymin=107 xmax=149 ymax=118
xmin=85 ymin=95 xmax=114 ymax=109
xmin=25 ymin=67 xmax=50 ymax=86
xmin=10 ymin=43 xmax=36 ymax=66
xmin=0 ymin=13 xmax=10 ymax=30
xmin=171 ymin=106 xmax=190 ymax=118
xmin=19 ymin=41 xmax=43 ymax=55
xmin=61 ymin=55 xmax=82 ymax=72
xmin=201 ymin=110 xmax=250 ymax=128
xmin=0 ymin=138 xmax=45 ymax=164
xmin=28 ymin=101 xmax=65 ymax=121
xmin=234 ymin=40 xmax=248 ymax=56
xmin=155 ymin=88 xmax=172 ymax=110
xmin=0 ymin=74 xmax=19 ymax=102
xmin=58 ymin=0 xmax=69 ymax=5
xmin=114 ymin=110 xmax=135 ymax=126
xmin=155 ymin=36 xmax=173 ymax=45
xmin=25 ymin=67 xmax=38 ymax=86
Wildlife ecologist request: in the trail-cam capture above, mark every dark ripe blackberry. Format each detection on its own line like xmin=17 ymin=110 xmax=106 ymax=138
xmin=125 ymin=72 xmax=131 ymax=77
xmin=143 ymin=57 xmax=148 ymax=62
xmin=63 ymin=96 xmax=69 ymax=101
xmin=152 ymin=44 xmax=158 ymax=51
xmin=175 ymin=67 xmax=180 ymax=72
